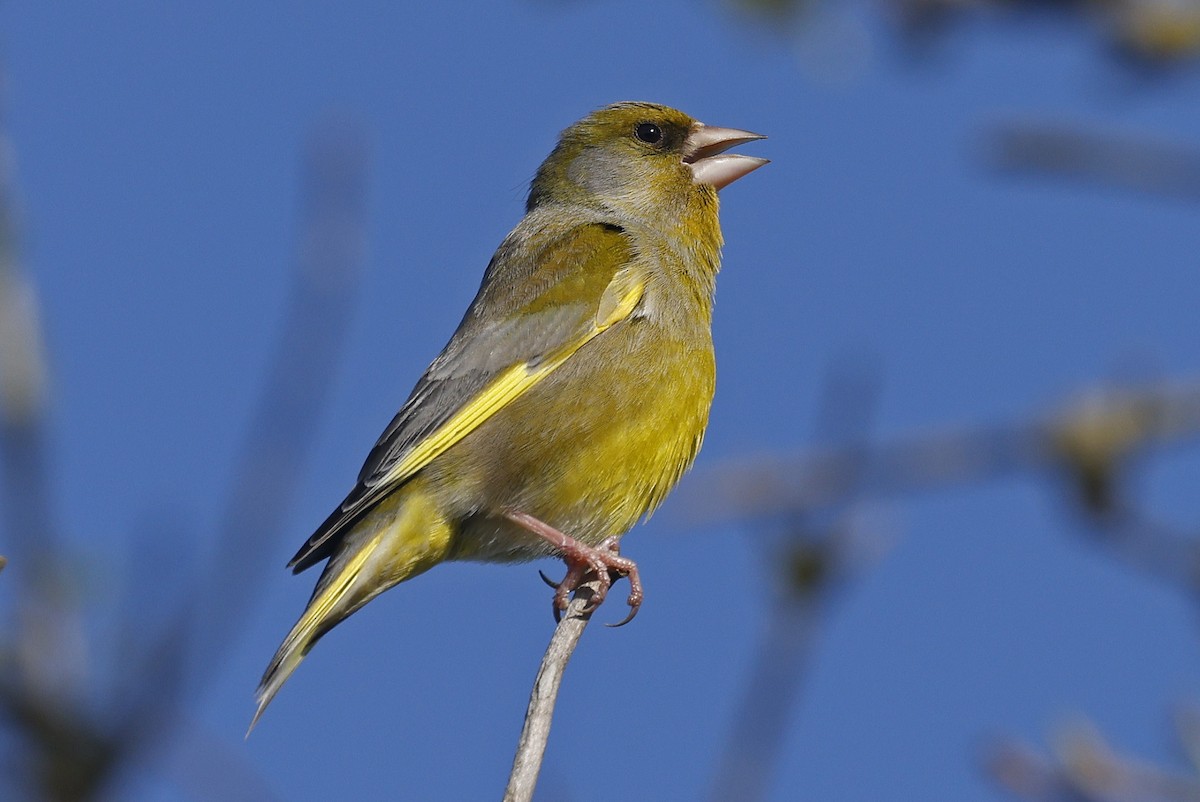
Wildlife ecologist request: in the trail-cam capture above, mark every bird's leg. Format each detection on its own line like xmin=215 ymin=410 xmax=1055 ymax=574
xmin=503 ymin=510 xmax=643 ymax=625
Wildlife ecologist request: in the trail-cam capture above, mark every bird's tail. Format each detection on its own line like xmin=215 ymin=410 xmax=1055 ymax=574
xmin=249 ymin=488 xmax=452 ymax=734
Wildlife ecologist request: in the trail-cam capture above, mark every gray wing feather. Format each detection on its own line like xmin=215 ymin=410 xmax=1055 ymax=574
xmin=287 ymin=213 xmax=630 ymax=573
xmin=356 ymin=302 xmax=584 ymax=486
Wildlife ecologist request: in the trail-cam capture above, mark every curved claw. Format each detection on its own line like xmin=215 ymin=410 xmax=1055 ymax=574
xmin=604 ymin=600 xmax=640 ymax=628
xmin=538 ymin=569 xmax=566 ymax=623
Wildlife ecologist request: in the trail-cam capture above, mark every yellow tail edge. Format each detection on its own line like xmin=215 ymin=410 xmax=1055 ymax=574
xmin=248 ymin=533 xmax=382 ymax=736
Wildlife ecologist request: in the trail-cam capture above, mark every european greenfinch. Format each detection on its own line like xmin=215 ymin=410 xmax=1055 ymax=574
xmin=252 ymin=101 xmax=766 ymax=728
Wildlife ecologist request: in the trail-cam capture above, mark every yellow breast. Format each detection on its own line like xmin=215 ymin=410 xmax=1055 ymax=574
xmin=430 ymin=310 xmax=715 ymax=559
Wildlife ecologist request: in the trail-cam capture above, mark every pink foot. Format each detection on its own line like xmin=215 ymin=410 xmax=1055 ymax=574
xmin=504 ymin=510 xmax=643 ymax=626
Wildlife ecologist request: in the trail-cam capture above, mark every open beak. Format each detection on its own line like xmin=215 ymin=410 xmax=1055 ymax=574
xmin=684 ymin=124 xmax=768 ymax=190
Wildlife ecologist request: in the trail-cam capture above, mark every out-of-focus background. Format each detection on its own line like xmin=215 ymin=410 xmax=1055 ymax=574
xmin=2 ymin=2 xmax=1200 ymax=800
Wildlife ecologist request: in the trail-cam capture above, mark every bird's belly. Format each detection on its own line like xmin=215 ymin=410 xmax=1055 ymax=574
xmin=429 ymin=319 xmax=715 ymax=562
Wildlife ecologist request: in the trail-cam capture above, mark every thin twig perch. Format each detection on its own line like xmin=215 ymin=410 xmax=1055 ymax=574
xmin=504 ymin=581 xmax=600 ymax=802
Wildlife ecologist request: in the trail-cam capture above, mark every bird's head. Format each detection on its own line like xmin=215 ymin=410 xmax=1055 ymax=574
xmin=527 ymin=102 xmax=767 ymax=223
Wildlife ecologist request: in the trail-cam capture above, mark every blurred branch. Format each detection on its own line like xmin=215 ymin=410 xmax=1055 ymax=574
xmin=1110 ymin=0 xmax=1200 ymax=64
xmin=504 ymin=582 xmax=599 ymax=802
xmin=709 ymin=362 xmax=887 ymax=802
xmin=723 ymin=0 xmax=1200 ymax=66
xmin=0 ymin=67 xmax=62 ymax=612
xmin=709 ymin=520 xmax=884 ymax=802
xmin=672 ymin=380 xmax=1200 ymax=532
xmin=126 ymin=117 xmax=372 ymax=791
xmin=1048 ymin=387 xmax=1200 ymax=593
xmin=0 ymin=104 xmax=371 ymax=800
xmin=985 ymin=121 xmax=1200 ymax=201
xmin=987 ymin=713 xmax=1200 ymax=801
xmin=683 ymin=376 xmax=1200 ymax=800
xmin=0 ymin=68 xmax=101 ymax=802
xmin=889 ymin=0 xmax=1200 ymax=64
xmin=674 ymin=380 xmax=1200 ymax=624
xmin=1072 ymin=510 xmax=1200 ymax=594
xmin=195 ymin=117 xmax=370 ymax=671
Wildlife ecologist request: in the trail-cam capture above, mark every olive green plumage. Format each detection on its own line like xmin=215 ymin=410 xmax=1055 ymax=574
xmin=252 ymin=102 xmax=765 ymax=729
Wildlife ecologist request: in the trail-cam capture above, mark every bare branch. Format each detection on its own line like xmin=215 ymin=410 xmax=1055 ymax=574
xmin=504 ymin=582 xmax=599 ymax=802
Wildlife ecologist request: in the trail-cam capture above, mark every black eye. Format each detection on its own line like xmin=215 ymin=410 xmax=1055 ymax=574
xmin=634 ymin=122 xmax=663 ymax=145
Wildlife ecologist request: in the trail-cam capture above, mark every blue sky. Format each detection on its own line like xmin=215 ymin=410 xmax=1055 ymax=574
xmin=2 ymin=2 xmax=1200 ymax=800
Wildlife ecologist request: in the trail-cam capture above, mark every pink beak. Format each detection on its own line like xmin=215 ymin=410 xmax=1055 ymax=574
xmin=684 ymin=124 xmax=768 ymax=190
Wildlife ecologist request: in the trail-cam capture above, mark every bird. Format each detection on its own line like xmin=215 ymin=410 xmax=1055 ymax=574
xmin=251 ymin=101 xmax=766 ymax=730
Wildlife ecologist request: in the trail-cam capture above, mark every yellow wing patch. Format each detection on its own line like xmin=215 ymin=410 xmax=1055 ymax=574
xmin=300 ymin=533 xmax=381 ymax=639
xmin=250 ymin=530 xmax=384 ymax=732
xmin=373 ymin=274 xmax=644 ymax=492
